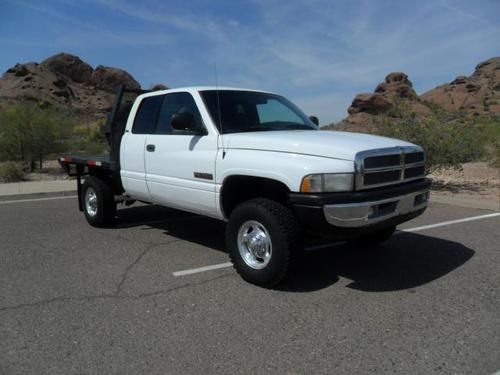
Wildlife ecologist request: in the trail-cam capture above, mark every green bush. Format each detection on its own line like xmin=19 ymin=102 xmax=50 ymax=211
xmin=373 ymin=101 xmax=500 ymax=172
xmin=0 ymin=161 xmax=24 ymax=183
xmin=0 ymin=101 xmax=75 ymax=170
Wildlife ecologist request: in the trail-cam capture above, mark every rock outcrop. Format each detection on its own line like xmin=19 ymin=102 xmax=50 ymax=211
xmin=421 ymin=57 xmax=500 ymax=115
xmin=89 ymin=65 xmax=141 ymax=92
xmin=40 ymin=53 xmax=93 ymax=83
xmin=340 ymin=71 xmax=430 ymax=131
xmin=0 ymin=52 xmax=142 ymax=118
xmin=335 ymin=57 xmax=500 ymax=132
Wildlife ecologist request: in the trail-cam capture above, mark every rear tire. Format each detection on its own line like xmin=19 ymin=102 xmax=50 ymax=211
xmin=81 ymin=176 xmax=116 ymax=227
xmin=226 ymin=198 xmax=301 ymax=287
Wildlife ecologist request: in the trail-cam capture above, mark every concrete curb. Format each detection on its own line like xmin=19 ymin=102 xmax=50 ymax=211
xmin=0 ymin=180 xmax=76 ymax=198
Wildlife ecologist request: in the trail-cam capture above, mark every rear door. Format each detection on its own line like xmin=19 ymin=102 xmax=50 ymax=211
xmin=144 ymin=92 xmax=218 ymax=217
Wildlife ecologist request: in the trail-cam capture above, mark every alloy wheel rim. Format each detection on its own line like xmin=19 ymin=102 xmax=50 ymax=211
xmin=85 ymin=188 xmax=98 ymax=217
xmin=237 ymin=220 xmax=272 ymax=270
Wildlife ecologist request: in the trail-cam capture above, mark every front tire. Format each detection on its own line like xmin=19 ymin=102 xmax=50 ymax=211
xmin=226 ymin=198 xmax=300 ymax=287
xmin=81 ymin=176 xmax=116 ymax=227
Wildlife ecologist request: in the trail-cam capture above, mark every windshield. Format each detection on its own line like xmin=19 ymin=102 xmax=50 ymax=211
xmin=200 ymin=90 xmax=318 ymax=134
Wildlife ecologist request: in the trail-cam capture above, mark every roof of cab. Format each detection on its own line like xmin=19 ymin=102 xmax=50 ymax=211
xmin=137 ymin=86 xmax=277 ymax=100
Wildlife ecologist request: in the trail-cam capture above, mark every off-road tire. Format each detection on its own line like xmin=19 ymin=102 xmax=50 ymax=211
xmin=226 ymin=198 xmax=301 ymax=287
xmin=81 ymin=176 xmax=116 ymax=227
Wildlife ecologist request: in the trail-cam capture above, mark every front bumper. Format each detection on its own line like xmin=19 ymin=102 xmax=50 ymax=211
xmin=290 ymin=178 xmax=431 ymax=235
xmin=323 ymin=189 xmax=429 ymax=227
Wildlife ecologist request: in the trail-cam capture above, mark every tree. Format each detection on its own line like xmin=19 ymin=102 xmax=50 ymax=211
xmin=0 ymin=101 xmax=73 ymax=170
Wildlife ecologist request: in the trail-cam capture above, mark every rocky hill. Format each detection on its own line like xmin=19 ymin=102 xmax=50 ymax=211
xmin=421 ymin=57 xmax=500 ymax=115
xmin=335 ymin=57 xmax=500 ymax=132
xmin=0 ymin=53 xmax=142 ymax=118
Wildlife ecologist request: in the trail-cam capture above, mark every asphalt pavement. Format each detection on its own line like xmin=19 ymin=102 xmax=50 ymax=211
xmin=0 ymin=196 xmax=499 ymax=374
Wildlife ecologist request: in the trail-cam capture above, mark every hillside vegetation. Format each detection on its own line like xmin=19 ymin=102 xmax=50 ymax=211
xmin=0 ymin=101 xmax=107 ymax=181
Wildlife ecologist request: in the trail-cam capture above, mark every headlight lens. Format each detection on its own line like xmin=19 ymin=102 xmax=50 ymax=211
xmin=300 ymin=173 xmax=354 ymax=193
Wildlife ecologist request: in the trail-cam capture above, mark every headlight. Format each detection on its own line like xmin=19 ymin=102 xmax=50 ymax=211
xmin=300 ymin=173 xmax=354 ymax=193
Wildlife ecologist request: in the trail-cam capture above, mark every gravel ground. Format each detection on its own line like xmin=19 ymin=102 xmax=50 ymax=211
xmin=430 ymin=162 xmax=499 ymax=205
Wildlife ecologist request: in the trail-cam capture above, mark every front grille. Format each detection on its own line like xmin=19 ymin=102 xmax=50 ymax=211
xmin=364 ymin=170 xmax=401 ymax=185
xmin=355 ymin=147 xmax=426 ymax=190
xmin=404 ymin=165 xmax=425 ymax=179
xmin=404 ymin=152 xmax=424 ymax=164
xmin=363 ymin=154 xmax=401 ymax=169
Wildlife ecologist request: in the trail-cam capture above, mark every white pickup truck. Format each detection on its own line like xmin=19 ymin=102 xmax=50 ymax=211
xmin=60 ymin=85 xmax=431 ymax=287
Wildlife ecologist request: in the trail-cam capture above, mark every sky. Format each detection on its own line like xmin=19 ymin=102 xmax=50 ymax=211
xmin=1 ymin=0 xmax=500 ymax=124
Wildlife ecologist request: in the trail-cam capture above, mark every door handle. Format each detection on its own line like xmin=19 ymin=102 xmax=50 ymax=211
xmin=146 ymin=144 xmax=156 ymax=152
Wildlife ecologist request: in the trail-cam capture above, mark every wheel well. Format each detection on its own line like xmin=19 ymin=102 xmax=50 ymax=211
xmin=88 ymin=169 xmax=123 ymax=195
xmin=221 ymin=175 xmax=290 ymax=218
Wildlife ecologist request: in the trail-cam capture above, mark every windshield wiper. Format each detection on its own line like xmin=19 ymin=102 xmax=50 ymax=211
xmin=283 ymin=123 xmax=313 ymax=130
xmin=245 ymin=126 xmax=275 ymax=132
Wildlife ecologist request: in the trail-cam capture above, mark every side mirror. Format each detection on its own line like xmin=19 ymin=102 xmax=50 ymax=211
xmin=171 ymin=112 xmax=196 ymax=131
xmin=309 ymin=115 xmax=319 ymax=126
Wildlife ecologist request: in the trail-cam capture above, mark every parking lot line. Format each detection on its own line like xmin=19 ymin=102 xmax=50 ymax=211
xmin=0 ymin=195 xmax=78 ymax=205
xmin=173 ymin=212 xmax=500 ymax=277
xmin=173 ymin=262 xmax=233 ymax=277
xmin=397 ymin=212 xmax=500 ymax=234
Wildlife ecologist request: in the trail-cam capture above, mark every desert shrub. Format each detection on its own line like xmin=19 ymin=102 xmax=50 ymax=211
xmin=472 ymin=115 xmax=500 ymax=167
xmin=0 ymin=161 xmax=24 ymax=182
xmin=373 ymin=102 xmax=498 ymax=172
xmin=0 ymin=101 xmax=74 ymax=170
xmin=70 ymin=120 xmax=108 ymax=154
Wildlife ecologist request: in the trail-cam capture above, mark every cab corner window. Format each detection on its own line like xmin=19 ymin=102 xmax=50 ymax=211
xmin=132 ymin=95 xmax=164 ymax=134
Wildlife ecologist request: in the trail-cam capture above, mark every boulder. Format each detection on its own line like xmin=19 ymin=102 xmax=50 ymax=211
xmin=451 ymin=76 xmax=467 ymax=85
xmin=348 ymin=93 xmax=392 ymax=115
xmin=385 ymin=72 xmax=411 ymax=85
xmin=150 ymin=83 xmax=169 ymax=91
xmin=41 ymin=53 xmax=93 ymax=83
xmin=6 ymin=63 xmax=29 ymax=77
xmin=89 ymin=65 xmax=141 ymax=92
xmin=378 ymin=72 xmax=417 ymax=99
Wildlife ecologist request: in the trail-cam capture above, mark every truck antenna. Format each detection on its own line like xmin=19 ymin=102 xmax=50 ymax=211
xmin=214 ymin=62 xmax=226 ymax=158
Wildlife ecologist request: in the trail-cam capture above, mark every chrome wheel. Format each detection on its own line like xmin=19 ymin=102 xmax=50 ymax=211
xmin=84 ymin=187 xmax=98 ymax=217
xmin=237 ymin=220 xmax=272 ymax=270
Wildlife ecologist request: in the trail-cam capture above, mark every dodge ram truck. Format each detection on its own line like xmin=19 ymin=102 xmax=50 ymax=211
xmin=60 ymin=85 xmax=431 ymax=287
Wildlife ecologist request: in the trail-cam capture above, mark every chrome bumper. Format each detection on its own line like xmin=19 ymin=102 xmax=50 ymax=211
xmin=323 ymin=189 xmax=430 ymax=228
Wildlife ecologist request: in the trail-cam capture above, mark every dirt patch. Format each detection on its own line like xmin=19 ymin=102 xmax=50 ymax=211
xmin=430 ymin=162 xmax=499 ymax=207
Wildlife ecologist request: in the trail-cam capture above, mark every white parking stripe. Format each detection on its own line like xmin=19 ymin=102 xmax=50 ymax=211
xmin=173 ymin=262 xmax=233 ymax=277
xmin=173 ymin=212 xmax=500 ymax=277
xmin=396 ymin=212 xmax=500 ymax=234
xmin=0 ymin=195 xmax=78 ymax=205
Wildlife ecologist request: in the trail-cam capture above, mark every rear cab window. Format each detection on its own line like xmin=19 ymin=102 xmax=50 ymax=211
xmin=132 ymin=95 xmax=164 ymax=134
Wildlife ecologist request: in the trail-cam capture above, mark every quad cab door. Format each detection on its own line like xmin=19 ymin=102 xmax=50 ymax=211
xmin=144 ymin=92 xmax=218 ymax=217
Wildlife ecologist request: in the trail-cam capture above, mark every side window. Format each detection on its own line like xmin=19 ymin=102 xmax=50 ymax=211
xmin=156 ymin=92 xmax=203 ymax=134
xmin=257 ymin=98 xmax=303 ymax=124
xmin=132 ymin=95 xmax=164 ymax=134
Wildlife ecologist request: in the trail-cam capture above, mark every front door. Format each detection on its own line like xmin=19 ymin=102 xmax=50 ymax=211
xmin=144 ymin=92 xmax=218 ymax=217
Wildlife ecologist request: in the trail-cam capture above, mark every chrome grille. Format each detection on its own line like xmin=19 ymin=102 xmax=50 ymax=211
xmin=355 ymin=146 xmax=426 ymax=190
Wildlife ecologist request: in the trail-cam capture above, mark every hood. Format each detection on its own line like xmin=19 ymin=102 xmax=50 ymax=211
xmin=223 ymin=130 xmax=416 ymax=161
